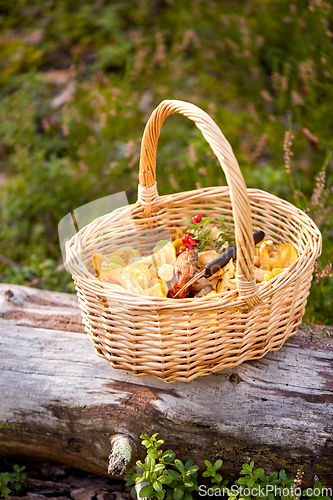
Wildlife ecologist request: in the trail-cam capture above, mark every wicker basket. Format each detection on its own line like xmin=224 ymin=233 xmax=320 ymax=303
xmin=66 ymin=100 xmax=321 ymax=383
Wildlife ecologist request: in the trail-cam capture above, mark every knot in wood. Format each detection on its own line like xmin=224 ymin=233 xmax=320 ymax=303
xmin=229 ymin=373 xmax=241 ymax=383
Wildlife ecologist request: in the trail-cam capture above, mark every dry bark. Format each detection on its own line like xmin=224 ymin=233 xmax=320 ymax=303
xmin=0 ymin=283 xmax=332 ymax=485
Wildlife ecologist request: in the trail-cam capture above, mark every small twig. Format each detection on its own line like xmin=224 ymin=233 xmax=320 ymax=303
xmin=0 ymin=253 xmax=24 ymax=270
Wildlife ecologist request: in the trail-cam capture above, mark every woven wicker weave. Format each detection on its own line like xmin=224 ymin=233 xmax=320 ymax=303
xmin=66 ymin=100 xmax=321 ymax=382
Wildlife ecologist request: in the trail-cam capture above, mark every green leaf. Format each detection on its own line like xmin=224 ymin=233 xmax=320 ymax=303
xmin=182 ymin=217 xmax=192 ymax=225
xmin=214 ymin=474 xmax=222 ymax=483
xmin=187 ymin=465 xmax=199 ymax=473
xmin=204 ymin=460 xmax=212 ymax=468
xmin=279 ymin=470 xmax=288 ymax=482
xmin=0 ymin=486 xmax=11 ymax=499
xmin=153 ymin=480 xmax=163 ymax=492
xmin=124 ymin=477 xmax=134 ymax=486
xmin=12 ymin=482 xmax=22 ymax=491
xmin=185 ymin=459 xmax=194 ymax=468
xmin=154 ymin=464 xmax=165 ymax=473
xmin=174 ymin=459 xmax=185 ymax=473
xmin=168 ymin=470 xmax=181 ymax=481
xmin=237 ymin=477 xmax=248 ymax=485
xmin=160 ymin=473 xmax=173 ymax=485
xmin=136 ymin=476 xmax=147 ymax=485
xmin=155 ymin=490 xmax=165 ymax=500
xmin=162 ymin=450 xmax=176 ymax=463
xmin=242 ymin=463 xmax=252 ymax=474
xmin=213 ymin=459 xmax=223 ymax=470
xmin=184 ymin=482 xmax=194 ymax=488
xmin=174 ymin=486 xmax=184 ymax=500
xmin=139 ymin=485 xmax=154 ymax=498
xmin=147 ymin=457 xmax=156 ymax=473
xmin=184 ymin=492 xmax=193 ymax=500
xmin=0 ymin=474 xmax=10 ymax=486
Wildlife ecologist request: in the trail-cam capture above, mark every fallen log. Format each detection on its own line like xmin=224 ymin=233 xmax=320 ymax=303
xmin=0 ymin=283 xmax=332 ymax=485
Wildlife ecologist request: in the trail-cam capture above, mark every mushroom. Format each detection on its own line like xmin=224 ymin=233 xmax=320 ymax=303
xmin=259 ymin=240 xmax=274 ymax=270
xmin=198 ymin=250 xmax=220 ymax=269
xmin=216 ymin=259 xmax=237 ymax=293
xmin=169 ymin=248 xmax=198 ymax=298
xmin=195 ymin=285 xmax=214 ymax=297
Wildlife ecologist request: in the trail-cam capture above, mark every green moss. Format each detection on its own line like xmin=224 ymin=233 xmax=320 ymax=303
xmin=0 ymin=421 xmax=21 ymax=432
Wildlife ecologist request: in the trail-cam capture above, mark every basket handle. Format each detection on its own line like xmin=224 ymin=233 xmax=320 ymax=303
xmin=137 ymin=99 xmax=260 ymax=308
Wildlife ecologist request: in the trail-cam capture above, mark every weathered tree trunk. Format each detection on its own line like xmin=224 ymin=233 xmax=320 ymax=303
xmin=0 ymin=284 xmax=332 ymax=485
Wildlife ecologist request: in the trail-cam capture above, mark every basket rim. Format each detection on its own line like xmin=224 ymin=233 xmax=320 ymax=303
xmin=66 ymin=186 xmax=322 ymax=310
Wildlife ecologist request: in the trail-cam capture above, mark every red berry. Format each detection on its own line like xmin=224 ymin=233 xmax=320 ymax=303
xmin=178 ymin=248 xmax=185 ymax=254
xmin=300 ymin=85 xmax=308 ymax=95
xmin=182 ymin=235 xmax=189 ymax=245
xmin=190 ymin=239 xmax=197 ymax=247
xmin=191 ymin=215 xmax=202 ymax=224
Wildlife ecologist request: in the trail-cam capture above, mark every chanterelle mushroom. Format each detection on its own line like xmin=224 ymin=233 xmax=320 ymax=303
xmin=216 ymin=259 xmax=237 ymax=293
xmin=259 ymin=240 xmax=274 ymax=270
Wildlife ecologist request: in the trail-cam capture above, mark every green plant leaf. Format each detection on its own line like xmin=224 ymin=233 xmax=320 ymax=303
xmin=136 ymin=460 xmax=145 ymax=470
xmin=0 ymin=486 xmax=11 ymax=499
xmin=279 ymin=470 xmax=288 ymax=482
xmin=184 ymin=459 xmax=194 ymax=468
xmin=253 ymin=468 xmax=265 ymax=479
xmin=169 ymin=470 xmax=181 ymax=481
xmin=174 ymin=486 xmax=184 ymax=500
xmin=147 ymin=457 xmax=156 ymax=473
xmin=174 ymin=459 xmax=185 ymax=473
xmin=154 ymin=464 xmax=165 ymax=472
xmin=204 ymin=460 xmax=212 ymax=468
xmin=160 ymin=472 xmax=173 ymax=485
xmin=241 ymin=463 xmax=252 ymax=474
xmin=137 ymin=476 xmax=149 ymax=485
xmin=153 ymin=480 xmax=163 ymax=492
xmin=155 ymin=490 xmax=165 ymax=500
xmin=213 ymin=460 xmax=223 ymax=471
xmin=162 ymin=450 xmax=176 ymax=463
xmin=139 ymin=485 xmax=154 ymax=498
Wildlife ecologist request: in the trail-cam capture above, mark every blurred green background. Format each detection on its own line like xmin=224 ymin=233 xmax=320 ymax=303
xmin=0 ymin=0 xmax=332 ymax=324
